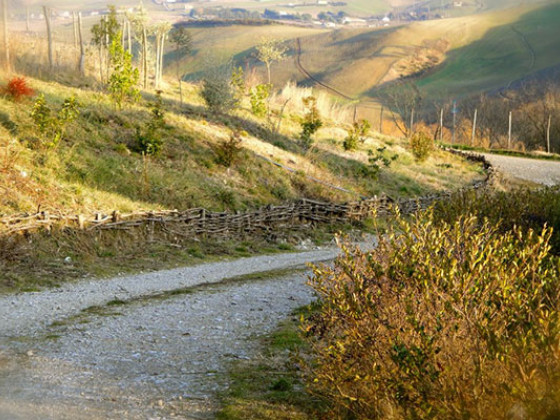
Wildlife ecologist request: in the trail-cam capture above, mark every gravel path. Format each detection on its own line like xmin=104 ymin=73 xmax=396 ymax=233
xmin=0 ymin=245 xmax=371 ymax=420
xmin=482 ymin=153 xmax=560 ymax=186
xmin=0 ymin=249 xmax=339 ymax=338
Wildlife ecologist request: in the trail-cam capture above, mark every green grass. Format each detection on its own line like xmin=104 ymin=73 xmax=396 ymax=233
xmin=217 ymin=305 xmax=323 ymax=420
xmin=416 ymin=2 xmax=560 ymax=101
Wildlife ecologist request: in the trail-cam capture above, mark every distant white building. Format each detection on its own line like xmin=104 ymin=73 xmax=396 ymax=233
xmin=382 ymin=16 xmax=391 ymax=23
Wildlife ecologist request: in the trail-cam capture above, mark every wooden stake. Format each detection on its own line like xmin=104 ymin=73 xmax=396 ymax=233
xmin=471 ymin=108 xmax=477 ymax=146
xmin=547 ymin=114 xmax=552 ymax=154
xmin=77 ymin=12 xmax=85 ymax=76
xmin=2 ymin=0 xmax=10 ymax=72
xmin=43 ymin=6 xmax=53 ymax=70
xmin=72 ymin=11 xmax=78 ymax=51
xmin=439 ymin=108 xmax=443 ymax=142
xmin=508 ymin=111 xmax=512 ymax=149
xmin=410 ymin=109 xmax=415 ymax=137
xmin=379 ymin=106 xmax=384 ymax=134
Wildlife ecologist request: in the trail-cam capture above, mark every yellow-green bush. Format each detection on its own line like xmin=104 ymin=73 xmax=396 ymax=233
xmin=305 ymin=211 xmax=560 ymax=419
xmin=410 ymin=131 xmax=433 ymax=162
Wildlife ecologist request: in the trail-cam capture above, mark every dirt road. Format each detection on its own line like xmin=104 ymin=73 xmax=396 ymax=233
xmin=0 ymin=244 xmax=372 ymax=419
xmin=482 ymin=153 xmax=560 ymax=186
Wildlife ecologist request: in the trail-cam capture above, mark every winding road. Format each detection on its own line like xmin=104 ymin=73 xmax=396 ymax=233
xmin=1 ymin=152 xmax=559 ymax=419
xmin=483 ymin=153 xmax=560 ymax=186
xmin=0 ymin=246 xmax=363 ymax=420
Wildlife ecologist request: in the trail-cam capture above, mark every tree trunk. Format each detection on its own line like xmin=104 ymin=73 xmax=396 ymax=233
xmin=155 ymin=32 xmax=160 ymax=88
xmin=26 ymin=6 xmax=30 ymax=32
xmin=159 ymin=32 xmax=165 ymax=88
xmin=78 ymin=12 xmax=85 ymax=76
xmin=126 ymin=19 xmax=132 ymax=53
xmin=379 ymin=106 xmax=384 ymax=134
xmin=72 ymin=12 xmax=78 ymax=51
xmin=142 ymin=25 xmax=148 ymax=89
xmin=179 ymin=79 xmax=183 ymax=105
xmin=43 ymin=6 xmax=53 ymax=70
xmin=2 ymin=0 xmax=10 ymax=72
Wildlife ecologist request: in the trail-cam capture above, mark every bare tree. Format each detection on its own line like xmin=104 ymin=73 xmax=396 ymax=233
xmin=380 ymin=80 xmax=422 ymax=137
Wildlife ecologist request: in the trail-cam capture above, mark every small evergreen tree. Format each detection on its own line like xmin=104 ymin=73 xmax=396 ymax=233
xmin=299 ymin=96 xmax=322 ymax=150
xmin=201 ymin=67 xmax=238 ymax=113
xmin=136 ymin=90 xmax=165 ymax=155
xmin=249 ymin=83 xmax=271 ymax=118
xmin=343 ymin=119 xmax=371 ymax=151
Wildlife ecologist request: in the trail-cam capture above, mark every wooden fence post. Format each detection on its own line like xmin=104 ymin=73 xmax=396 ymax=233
xmin=547 ymin=114 xmax=552 ymax=154
xmin=440 ymin=108 xmax=444 ymax=143
xmin=471 ymin=108 xmax=477 ymax=146
xmin=43 ymin=6 xmax=53 ymax=70
xmin=508 ymin=111 xmax=513 ymax=149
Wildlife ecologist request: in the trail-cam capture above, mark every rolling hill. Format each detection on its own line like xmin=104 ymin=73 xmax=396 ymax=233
xmin=173 ymin=0 xmax=559 ymax=120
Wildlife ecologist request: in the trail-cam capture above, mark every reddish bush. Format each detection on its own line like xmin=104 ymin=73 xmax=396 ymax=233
xmin=2 ymin=77 xmax=35 ymax=101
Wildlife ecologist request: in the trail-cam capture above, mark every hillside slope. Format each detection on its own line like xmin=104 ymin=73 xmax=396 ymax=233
xmin=183 ymin=1 xmax=559 ymax=113
xmin=0 ymin=76 xmax=482 ymax=217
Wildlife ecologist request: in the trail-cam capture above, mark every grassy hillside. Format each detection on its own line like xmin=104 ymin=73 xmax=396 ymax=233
xmin=0 ymin=74 xmax=482 ymax=217
xmin=181 ymin=1 xmax=559 ymax=115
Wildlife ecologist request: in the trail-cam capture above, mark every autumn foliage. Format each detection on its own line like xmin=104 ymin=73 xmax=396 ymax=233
xmin=1 ymin=77 xmax=35 ymax=102
xmin=305 ymin=208 xmax=560 ymax=419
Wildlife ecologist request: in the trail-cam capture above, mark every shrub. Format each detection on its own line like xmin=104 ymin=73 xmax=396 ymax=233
xmin=433 ymin=187 xmax=560 ymax=253
xmin=136 ymin=91 xmax=165 ymax=155
xmin=359 ymin=146 xmax=398 ymax=179
xmin=299 ymin=96 xmax=322 ymax=150
xmin=108 ymin=33 xmax=140 ymax=110
xmin=249 ymin=83 xmax=271 ymax=118
xmin=2 ymin=77 xmax=34 ymax=102
xmin=214 ymin=130 xmax=243 ymax=167
xmin=410 ymin=130 xmax=433 ymax=161
xmin=343 ymin=119 xmax=370 ymax=151
xmin=31 ymin=95 xmax=80 ymax=148
xmin=201 ymin=68 xmax=238 ymax=113
xmin=305 ymin=210 xmax=560 ymax=419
